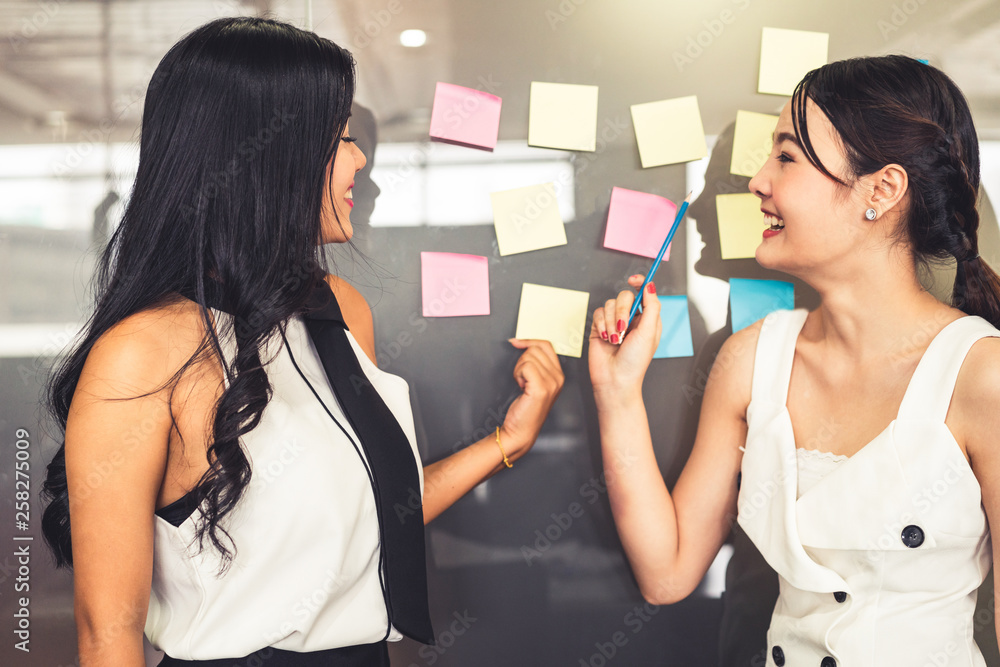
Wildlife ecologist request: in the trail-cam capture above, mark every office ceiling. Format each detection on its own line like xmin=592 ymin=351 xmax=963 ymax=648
xmin=0 ymin=0 xmax=999 ymax=150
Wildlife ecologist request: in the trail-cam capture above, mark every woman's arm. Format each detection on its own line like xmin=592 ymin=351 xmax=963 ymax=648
xmin=589 ymin=275 xmax=757 ymax=604
xmin=950 ymin=337 xmax=1000 ymax=643
xmin=65 ymin=305 xmax=203 ymax=666
xmin=420 ymin=339 xmax=563 ymax=523
xmin=326 ymin=275 xmax=565 ymax=524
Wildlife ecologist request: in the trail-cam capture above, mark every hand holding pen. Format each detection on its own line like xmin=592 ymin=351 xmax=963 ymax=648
xmin=588 ymin=192 xmax=693 ymax=395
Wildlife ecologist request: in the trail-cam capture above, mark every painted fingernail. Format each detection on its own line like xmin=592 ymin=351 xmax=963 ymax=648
xmin=616 ymin=319 xmax=625 ymax=332
xmin=647 ymin=282 xmax=656 ymax=293
xmin=601 ymin=331 xmax=608 ymax=340
xmin=610 ymin=334 xmax=619 ymax=344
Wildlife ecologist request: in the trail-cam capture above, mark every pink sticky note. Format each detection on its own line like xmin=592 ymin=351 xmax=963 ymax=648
xmin=421 ymin=252 xmax=491 ymax=317
xmin=603 ymin=187 xmax=679 ymax=261
xmin=428 ymin=82 xmax=502 ymax=151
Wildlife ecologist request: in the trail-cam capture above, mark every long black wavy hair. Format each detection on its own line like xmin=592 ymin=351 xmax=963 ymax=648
xmin=791 ymin=55 xmax=1000 ymax=326
xmin=40 ymin=16 xmax=356 ymax=573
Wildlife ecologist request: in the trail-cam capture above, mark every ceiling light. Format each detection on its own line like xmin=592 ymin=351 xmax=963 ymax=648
xmin=399 ymin=30 xmax=427 ymax=48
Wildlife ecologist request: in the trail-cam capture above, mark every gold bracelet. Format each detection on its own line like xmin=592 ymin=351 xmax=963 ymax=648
xmin=495 ymin=427 xmax=513 ymax=468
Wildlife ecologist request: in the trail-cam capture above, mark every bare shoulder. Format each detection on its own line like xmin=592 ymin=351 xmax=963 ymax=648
xmin=322 ymin=274 xmax=376 ymax=363
xmin=79 ymin=296 xmax=213 ymax=401
xmin=952 ymin=335 xmax=1000 ymax=450
xmin=706 ymin=317 xmax=765 ymax=408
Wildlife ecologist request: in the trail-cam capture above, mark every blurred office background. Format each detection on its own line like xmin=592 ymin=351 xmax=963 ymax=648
xmin=2 ymin=1 xmax=1000 ymax=665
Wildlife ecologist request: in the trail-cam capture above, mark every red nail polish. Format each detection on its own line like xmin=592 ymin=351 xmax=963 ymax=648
xmin=647 ymin=282 xmax=656 ymax=294
xmin=616 ymin=319 xmax=625 ymax=332
xmin=610 ymin=333 xmax=619 ymax=344
xmin=601 ymin=331 xmax=608 ymax=340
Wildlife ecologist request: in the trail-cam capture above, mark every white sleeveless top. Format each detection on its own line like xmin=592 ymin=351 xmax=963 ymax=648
xmin=796 ymin=449 xmax=847 ymax=499
xmin=144 ymin=310 xmax=423 ymax=659
xmin=737 ymin=308 xmax=996 ymax=667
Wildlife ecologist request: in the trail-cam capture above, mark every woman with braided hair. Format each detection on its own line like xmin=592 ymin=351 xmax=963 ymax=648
xmin=590 ymin=55 xmax=1000 ymax=665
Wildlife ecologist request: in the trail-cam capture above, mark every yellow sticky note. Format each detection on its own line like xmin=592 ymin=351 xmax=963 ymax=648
xmin=716 ymin=193 xmax=764 ymax=260
xmin=630 ymin=96 xmax=707 ymax=168
xmin=490 ymin=183 xmax=567 ymax=256
xmin=528 ymin=82 xmax=599 ymax=152
xmin=758 ymin=27 xmax=829 ymax=96
xmin=514 ymin=283 xmax=591 ymax=358
xmin=731 ymin=110 xmax=779 ymax=178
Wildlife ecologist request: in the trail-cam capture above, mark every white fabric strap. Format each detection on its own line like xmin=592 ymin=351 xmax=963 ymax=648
xmin=750 ymin=308 xmax=809 ymax=406
xmin=896 ymin=315 xmax=1000 ymax=423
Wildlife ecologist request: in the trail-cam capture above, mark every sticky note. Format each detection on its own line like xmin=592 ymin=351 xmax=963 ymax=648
xmin=729 ymin=278 xmax=794 ymax=333
xmin=758 ymin=28 xmax=829 ymax=96
xmin=731 ymin=110 xmax=778 ymax=177
xmin=490 ymin=183 xmax=567 ymax=256
xmin=654 ymin=296 xmax=694 ymax=359
xmin=514 ymin=283 xmax=590 ymax=358
xmin=528 ymin=82 xmax=599 ymax=152
xmin=630 ymin=96 xmax=708 ymax=168
xmin=716 ymin=193 xmax=764 ymax=260
xmin=421 ymin=252 xmax=490 ymax=317
xmin=428 ymin=82 xmax=502 ymax=151
xmin=603 ymin=187 xmax=678 ymax=261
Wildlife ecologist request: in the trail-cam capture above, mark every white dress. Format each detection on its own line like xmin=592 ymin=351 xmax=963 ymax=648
xmin=737 ymin=308 xmax=996 ymax=667
xmin=144 ymin=309 xmax=424 ymax=659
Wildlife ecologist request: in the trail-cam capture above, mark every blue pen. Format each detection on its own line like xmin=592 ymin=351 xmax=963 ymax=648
xmin=624 ymin=191 xmax=694 ymax=331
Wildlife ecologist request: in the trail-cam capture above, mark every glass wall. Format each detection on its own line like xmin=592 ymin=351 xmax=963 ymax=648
xmin=2 ymin=1 xmax=999 ymax=665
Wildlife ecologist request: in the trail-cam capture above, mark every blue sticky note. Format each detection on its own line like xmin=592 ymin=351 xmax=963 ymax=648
xmin=917 ymin=58 xmax=929 ymax=65
xmin=729 ymin=278 xmax=794 ymax=333
xmin=654 ymin=295 xmax=694 ymax=359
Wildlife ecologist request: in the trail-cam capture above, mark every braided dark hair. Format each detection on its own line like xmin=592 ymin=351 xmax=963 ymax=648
xmin=790 ymin=55 xmax=1000 ymax=326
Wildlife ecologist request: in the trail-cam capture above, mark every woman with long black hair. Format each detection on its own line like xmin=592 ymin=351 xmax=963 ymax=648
xmin=40 ymin=16 xmax=563 ymax=666
xmin=591 ymin=56 xmax=1000 ymax=665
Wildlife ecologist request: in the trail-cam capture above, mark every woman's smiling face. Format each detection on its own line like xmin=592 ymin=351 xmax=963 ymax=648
xmin=318 ymin=120 xmax=367 ymax=245
xmin=748 ymin=97 xmax=875 ymax=279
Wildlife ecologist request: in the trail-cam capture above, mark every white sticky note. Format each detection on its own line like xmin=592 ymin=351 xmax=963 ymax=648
xmin=514 ymin=283 xmax=591 ymax=358
xmin=731 ymin=110 xmax=779 ymax=178
xmin=528 ymin=82 xmax=599 ymax=152
xmin=758 ymin=27 xmax=829 ymax=96
xmin=630 ymin=96 xmax=708 ymax=168
xmin=490 ymin=183 xmax=567 ymax=256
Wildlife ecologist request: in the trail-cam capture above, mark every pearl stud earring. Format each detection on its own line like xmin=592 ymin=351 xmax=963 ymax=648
xmin=865 ymin=208 xmax=877 ymax=221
